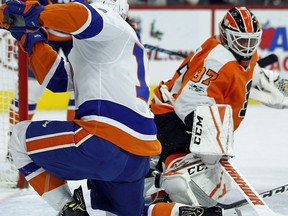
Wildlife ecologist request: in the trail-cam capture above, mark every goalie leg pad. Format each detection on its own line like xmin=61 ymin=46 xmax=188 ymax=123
xmin=160 ymin=171 xmax=200 ymax=206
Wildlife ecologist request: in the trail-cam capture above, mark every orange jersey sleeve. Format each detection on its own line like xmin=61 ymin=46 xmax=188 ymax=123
xmin=29 ymin=42 xmax=58 ymax=84
xmin=39 ymin=2 xmax=89 ymax=34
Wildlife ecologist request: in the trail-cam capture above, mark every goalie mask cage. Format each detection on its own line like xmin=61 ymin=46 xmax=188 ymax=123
xmin=0 ymin=30 xmax=28 ymax=189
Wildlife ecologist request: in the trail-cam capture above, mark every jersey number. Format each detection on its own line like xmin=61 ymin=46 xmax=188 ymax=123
xmin=133 ymin=44 xmax=149 ymax=102
xmin=239 ymin=80 xmax=252 ymax=117
xmin=191 ymin=67 xmax=218 ymax=85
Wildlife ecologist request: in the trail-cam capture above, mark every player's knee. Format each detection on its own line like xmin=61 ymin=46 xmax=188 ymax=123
xmin=10 ymin=121 xmax=31 ymax=156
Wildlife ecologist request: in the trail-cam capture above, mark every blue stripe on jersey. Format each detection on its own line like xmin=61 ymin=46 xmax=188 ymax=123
xmin=26 ymin=120 xmax=80 ymax=139
xmin=46 ymin=57 xmax=68 ymax=92
xmin=19 ymin=162 xmax=41 ymax=177
xmin=73 ymin=1 xmax=103 ymax=39
xmin=68 ymin=99 xmax=75 ymax=106
xmin=11 ymin=99 xmax=36 ymax=111
xmin=75 ymin=100 xmax=157 ymax=135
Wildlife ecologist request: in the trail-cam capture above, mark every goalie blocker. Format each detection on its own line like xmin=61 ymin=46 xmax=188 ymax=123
xmin=190 ymin=104 xmax=234 ymax=166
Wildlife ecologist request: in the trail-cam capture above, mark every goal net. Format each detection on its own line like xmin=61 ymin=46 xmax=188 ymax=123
xmin=0 ymin=29 xmax=28 ymax=189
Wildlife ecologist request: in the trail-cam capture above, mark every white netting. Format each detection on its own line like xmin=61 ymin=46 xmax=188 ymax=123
xmin=0 ymin=29 xmax=19 ymax=188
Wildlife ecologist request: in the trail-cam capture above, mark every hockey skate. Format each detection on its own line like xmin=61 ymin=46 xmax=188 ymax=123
xmin=57 ymin=186 xmax=89 ymax=216
xmin=179 ymin=206 xmax=223 ymax=216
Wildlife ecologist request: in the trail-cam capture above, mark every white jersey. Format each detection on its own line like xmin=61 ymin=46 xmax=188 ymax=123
xmin=30 ymin=1 xmax=161 ymax=156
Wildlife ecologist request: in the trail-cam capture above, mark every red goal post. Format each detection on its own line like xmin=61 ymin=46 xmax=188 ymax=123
xmin=0 ymin=29 xmax=28 ymax=189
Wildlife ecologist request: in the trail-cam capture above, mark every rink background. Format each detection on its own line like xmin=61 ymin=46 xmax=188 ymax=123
xmin=0 ymin=104 xmax=288 ymax=215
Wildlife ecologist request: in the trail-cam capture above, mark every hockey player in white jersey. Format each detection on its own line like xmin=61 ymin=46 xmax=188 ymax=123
xmin=0 ymin=0 xmax=163 ymax=215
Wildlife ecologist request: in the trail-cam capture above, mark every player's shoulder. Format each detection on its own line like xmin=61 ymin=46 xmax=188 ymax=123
xmin=202 ymin=41 xmax=236 ymax=72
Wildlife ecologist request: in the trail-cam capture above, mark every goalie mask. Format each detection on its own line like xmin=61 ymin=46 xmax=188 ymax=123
xmin=93 ymin=0 xmax=129 ymax=19
xmin=219 ymin=7 xmax=262 ymax=69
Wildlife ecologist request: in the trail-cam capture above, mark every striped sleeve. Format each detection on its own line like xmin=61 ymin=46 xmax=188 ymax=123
xmin=29 ymin=42 xmax=72 ymax=92
xmin=39 ymin=1 xmax=103 ymax=39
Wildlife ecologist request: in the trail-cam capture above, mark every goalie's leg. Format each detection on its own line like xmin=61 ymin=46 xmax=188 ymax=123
xmin=144 ymin=202 xmax=224 ymax=216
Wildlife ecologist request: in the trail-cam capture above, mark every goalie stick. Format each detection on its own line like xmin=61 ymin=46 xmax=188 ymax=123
xmin=220 ymin=159 xmax=287 ymax=216
xmin=217 ymin=183 xmax=288 ymax=210
xmin=148 ymin=166 xmax=288 ymax=213
xmin=189 ymin=160 xmax=288 ymax=213
xmin=144 ymin=44 xmax=279 ymax=68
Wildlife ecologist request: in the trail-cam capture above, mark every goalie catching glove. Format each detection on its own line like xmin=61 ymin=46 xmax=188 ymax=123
xmin=250 ymin=68 xmax=288 ymax=109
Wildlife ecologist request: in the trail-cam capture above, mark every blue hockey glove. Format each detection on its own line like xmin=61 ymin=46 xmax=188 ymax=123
xmin=38 ymin=0 xmax=49 ymax=6
xmin=21 ymin=27 xmax=47 ymax=55
xmin=3 ymin=0 xmax=44 ymax=29
xmin=10 ymin=30 xmax=25 ymax=41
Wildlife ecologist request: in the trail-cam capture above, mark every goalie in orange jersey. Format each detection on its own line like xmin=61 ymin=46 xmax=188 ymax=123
xmin=144 ymin=6 xmax=288 ymax=215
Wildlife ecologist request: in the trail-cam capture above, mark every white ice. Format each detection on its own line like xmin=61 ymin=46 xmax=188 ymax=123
xmin=0 ymin=104 xmax=288 ymax=215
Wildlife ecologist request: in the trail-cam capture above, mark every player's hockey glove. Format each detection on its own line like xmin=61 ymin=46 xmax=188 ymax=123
xmin=10 ymin=30 xmax=25 ymax=41
xmin=0 ymin=0 xmax=44 ymax=30
xmin=19 ymin=27 xmax=47 ymax=55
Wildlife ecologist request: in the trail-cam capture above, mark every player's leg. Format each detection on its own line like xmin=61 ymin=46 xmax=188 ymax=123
xmin=88 ymin=175 xmax=148 ymax=215
xmin=144 ymin=203 xmax=223 ymax=216
xmin=9 ymin=121 xmax=75 ymax=212
xmin=143 ymin=154 xmax=227 ymax=216
xmin=9 ymin=119 xmax=150 ymax=215
xmin=6 ymin=73 xmax=45 ymax=181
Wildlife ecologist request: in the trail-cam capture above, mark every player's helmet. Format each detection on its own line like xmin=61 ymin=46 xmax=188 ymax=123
xmin=219 ymin=7 xmax=262 ymax=67
xmin=93 ymin=0 xmax=129 ymax=20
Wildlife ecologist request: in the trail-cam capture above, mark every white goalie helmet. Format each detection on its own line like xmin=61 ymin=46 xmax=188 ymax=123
xmin=219 ymin=7 xmax=262 ymax=67
xmin=92 ymin=0 xmax=129 ymax=19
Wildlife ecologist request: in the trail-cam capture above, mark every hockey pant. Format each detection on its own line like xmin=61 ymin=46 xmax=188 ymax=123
xmin=9 ymin=120 xmax=149 ymax=215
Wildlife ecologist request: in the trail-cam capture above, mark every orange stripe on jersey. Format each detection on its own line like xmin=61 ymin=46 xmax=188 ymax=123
xmin=239 ymin=8 xmax=253 ymax=33
xmin=152 ymin=202 xmax=175 ymax=216
xmin=28 ymin=170 xmax=66 ymax=196
xmin=74 ymin=127 xmax=90 ymax=144
xmin=150 ymin=103 xmax=174 ymax=115
xmin=27 ymin=128 xmax=90 ymax=152
xmin=74 ymin=120 xmax=162 ymax=156
xmin=39 ymin=3 xmax=89 ymax=34
xmin=29 ymin=42 xmax=58 ymax=84
xmin=27 ymin=133 xmax=74 ymax=152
